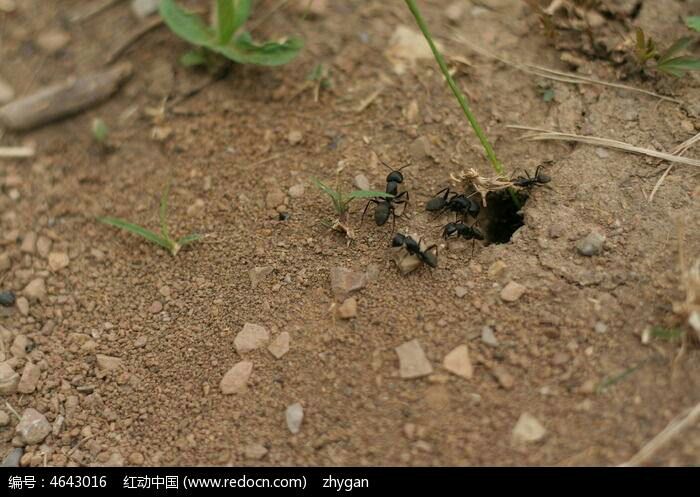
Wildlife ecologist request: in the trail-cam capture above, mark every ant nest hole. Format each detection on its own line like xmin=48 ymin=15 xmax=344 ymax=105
xmin=477 ymin=190 xmax=529 ymax=244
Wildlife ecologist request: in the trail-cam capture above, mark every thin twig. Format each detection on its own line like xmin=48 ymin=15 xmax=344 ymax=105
xmin=619 ymin=401 xmax=700 ymax=466
xmin=451 ymin=34 xmax=685 ymax=105
xmin=649 ymin=131 xmax=700 ymax=202
xmin=508 ymin=125 xmax=700 ymax=167
xmin=106 ymin=17 xmax=164 ymax=65
xmin=248 ymin=0 xmax=292 ymax=33
xmin=4 ymin=401 xmax=21 ymax=421
xmin=0 ymin=146 xmax=35 ymax=158
xmin=69 ymin=0 xmax=123 ymax=23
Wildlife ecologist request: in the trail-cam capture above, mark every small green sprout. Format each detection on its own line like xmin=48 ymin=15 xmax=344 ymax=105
xmin=313 ymin=177 xmax=392 ymax=241
xmin=634 ymin=28 xmax=700 ymax=77
xmin=160 ymin=0 xmax=302 ymax=69
xmin=91 ymin=118 xmax=109 ymax=144
xmin=687 ymin=17 xmax=700 ymax=33
xmin=98 ymin=182 xmax=200 ymax=256
xmin=649 ymin=326 xmax=683 ymax=342
xmin=307 ymin=63 xmax=332 ymax=101
xmin=313 ymin=178 xmax=391 ymax=218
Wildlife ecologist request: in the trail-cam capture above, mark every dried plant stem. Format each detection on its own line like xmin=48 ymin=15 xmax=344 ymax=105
xmin=452 ymin=35 xmax=684 ymax=105
xmin=509 ymin=126 xmax=700 ymax=167
xmin=620 ymin=401 xmax=700 ymax=466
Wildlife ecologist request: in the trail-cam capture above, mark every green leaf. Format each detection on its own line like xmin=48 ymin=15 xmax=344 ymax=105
xmin=177 ymin=233 xmax=202 ymax=246
xmin=347 ymin=190 xmax=394 ymax=200
xmin=232 ymin=0 xmax=252 ymax=34
xmin=686 ymin=16 xmax=700 ymax=33
xmin=98 ymin=216 xmax=173 ymax=252
xmin=214 ymin=33 xmax=303 ymax=66
xmin=541 ymin=88 xmax=555 ymax=102
xmin=216 ymin=0 xmax=236 ymax=44
xmin=657 ymin=55 xmax=700 ymax=77
xmin=159 ymin=0 xmax=214 ymax=47
xmin=159 ymin=181 xmax=171 ymax=240
xmin=180 ymin=49 xmax=207 ymax=67
xmin=313 ymin=178 xmax=339 ymax=201
xmin=658 ymin=37 xmax=691 ymax=64
xmin=91 ymin=118 xmax=109 ymax=143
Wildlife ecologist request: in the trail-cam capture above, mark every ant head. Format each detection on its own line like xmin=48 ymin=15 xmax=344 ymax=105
xmin=378 ymin=156 xmax=411 ymax=183
xmin=391 ymin=233 xmax=406 ymax=247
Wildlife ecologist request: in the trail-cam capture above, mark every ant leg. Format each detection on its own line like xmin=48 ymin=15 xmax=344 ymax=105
xmin=361 ymin=199 xmax=377 ymax=226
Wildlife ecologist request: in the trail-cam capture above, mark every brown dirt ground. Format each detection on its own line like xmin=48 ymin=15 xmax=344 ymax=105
xmin=1 ymin=0 xmax=699 ymax=467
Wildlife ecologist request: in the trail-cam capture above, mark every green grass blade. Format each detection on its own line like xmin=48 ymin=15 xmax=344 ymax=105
xmin=215 ymin=33 xmax=302 ymax=66
xmin=180 ymin=49 xmax=207 ymax=67
xmin=312 ymin=178 xmax=339 ymax=201
xmin=232 ymin=0 xmax=252 ymax=34
xmin=658 ymin=37 xmax=691 ymax=64
xmin=160 ymin=0 xmax=215 ymax=47
xmin=404 ymin=0 xmax=502 ymax=175
xmin=160 ymin=181 xmax=171 ymax=241
xmin=216 ymin=0 xmax=236 ymax=44
xmin=687 ymin=16 xmax=700 ymax=33
xmin=657 ymin=55 xmax=700 ymax=77
xmin=177 ymin=233 xmax=202 ymax=246
xmin=98 ymin=216 xmax=173 ymax=251
xmin=348 ymin=190 xmax=394 ymax=200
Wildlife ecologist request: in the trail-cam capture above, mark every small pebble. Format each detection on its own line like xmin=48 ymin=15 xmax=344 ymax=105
xmin=512 ymin=413 xmax=546 ymax=443
xmin=492 ymin=365 xmax=514 ymax=389
xmin=285 ymin=403 xmax=304 ymax=434
xmin=576 ymin=230 xmax=606 ymax=256
xmin=130 ymin=0 xmax=159 ymax=19
xmin=287 ymin=130 xmax=303 ymax=145
xmin=96 ymin=354 xmax=122 ymax=371
xmin=268 ymin=332 xmax=290 ymax=359
xmin=37 ymin=29 xmax=70 ymax=53
xmin=235 ymin=323 xmax=270 ymax=354
xmin=22 ymin=278 xmax=46 ymax=302
xmin=220 ymin=361 xmax=253 ymax=394
xmin=500 ymin=281 xmax=526 ymax=302
xmin=454 ymin=286 xmax=468 ymax=298
xmin=336 ymin=297 xmax=357 ymax=319
xmin=288 ymin=184 xmax=305 ymax=198
xmin=249 ymin=266 xmax=274 ymax=289
xmin=396 ymin=339 xmax=433 ymax=379
xmin=149 ymin=301 xmax=163 ymax=314
xmin=330 ymin=267 xmax=367 ymax=299
xmin=353 ymin=174 xmax=371 ymax=191
xmin=481 ymin=326 xmax=498 ymax=347
xmin=48 ymin=252 xmax=69 ymax=272
xmin=242 ymin=443 xmax=267 ymax=460
xmin=16 ymin=409 xmax=51 ymax=445
xmin=443 ymin=345 xmax=473 ymax=379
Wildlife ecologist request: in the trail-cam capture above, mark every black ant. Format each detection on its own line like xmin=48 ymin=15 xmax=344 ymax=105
xmin=362 ymin=158 xmax=411 ymax=230
xmin=512 ymin=165 xmax=551 ymax=189
xmin=425 ymin=188 xmax=480 ymax=220
xmin=391 ymin=233 xmax=438 ymax=269
xmin=380 ymin=159 xmax=411 ymax=197
xmin=441 ymin=222 xmax=484 ymax=241
xmin=361 ymin=194 xmax=408 ymax=230
xmin=442 ymin=221 xmax=484 ymax=258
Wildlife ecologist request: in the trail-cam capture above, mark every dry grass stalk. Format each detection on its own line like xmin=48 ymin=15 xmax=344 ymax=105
xmin=508 ymin=126 xmax=700 ymax=167
xmin=450 ymin=168 xmax=514 ymax=204
xmin=620 ymin=401 xmax=700 ymax=466
xmin=649 ymin=131 xmax=700 ymax=202
xmin=450 ymin=35 xmax=684 ymax=105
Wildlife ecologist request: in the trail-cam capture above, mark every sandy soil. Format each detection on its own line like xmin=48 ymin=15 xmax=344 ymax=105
xmin=0 ymin=0 xmax=699 ymax=467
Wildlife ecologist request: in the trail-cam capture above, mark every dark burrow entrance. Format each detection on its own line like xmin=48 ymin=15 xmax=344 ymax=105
xmin=478 ymin=189 xmax=529 ymax=244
